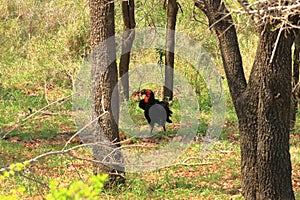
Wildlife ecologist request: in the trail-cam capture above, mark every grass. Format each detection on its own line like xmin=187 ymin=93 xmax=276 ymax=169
xmin=1 ymin=126 xmax=299 ymax=199
xmin=0 ymin=0 xmax=299 ymax=199
xmin=1 ymin=134 xmax=246 ymax=199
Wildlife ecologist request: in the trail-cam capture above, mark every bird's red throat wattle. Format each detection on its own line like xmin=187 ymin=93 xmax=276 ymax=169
xmin=143 ymin=90 xmax=152 ymax=103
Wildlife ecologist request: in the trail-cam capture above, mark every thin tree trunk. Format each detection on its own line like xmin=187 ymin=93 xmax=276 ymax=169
xmin=89 ymin=0 xmax=125 ymax=186
xmin=195 ymin=1 xmax=258 ymax=198
xmin=164 ymin=0 xmax=178 ymax=101
xmin=291 ymin=33 xmax=300 ymax=130
xmin=119 ymin=0 xmax=135 ymax=101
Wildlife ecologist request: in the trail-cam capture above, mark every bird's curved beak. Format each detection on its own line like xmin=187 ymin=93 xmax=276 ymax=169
xmin=131 ymin=91 xmax=142 ymax=101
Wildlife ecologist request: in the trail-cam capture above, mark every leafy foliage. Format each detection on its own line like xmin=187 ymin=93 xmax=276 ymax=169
xmin=46 ymin=174 xmax=107 ymax=200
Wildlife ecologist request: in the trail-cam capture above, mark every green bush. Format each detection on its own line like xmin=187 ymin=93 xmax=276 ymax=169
xmin=0 ymin=161 xmax=107 ymax=200
xmin=46 ymin=174 xmax=108 ymax=200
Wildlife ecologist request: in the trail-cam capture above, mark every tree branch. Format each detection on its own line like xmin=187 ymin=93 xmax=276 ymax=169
xmin=1 ymin=94 xmax=74 ymax=140
xmin=195 ymin=0 xmax=247 ymax=109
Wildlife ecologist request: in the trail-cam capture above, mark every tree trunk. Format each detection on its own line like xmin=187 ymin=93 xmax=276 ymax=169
xmin=89 ymin=0 xmax=125 ymax=186
xmin=291 ymin=33 xmax=300 ymax=130
xmin=195 ymin=1 xmax=258 ymax=197
xmin=195 ymin=0 xmax=296 ymax=199
xmin=119 ymin=0 xmax=135 ymax=101
xmin=164 ymin=0 xmax=178 ymax=101
xmin=255 ymin=24 xmax=295 ymax=200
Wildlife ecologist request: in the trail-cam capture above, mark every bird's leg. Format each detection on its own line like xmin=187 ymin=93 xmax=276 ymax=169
xmin=150 ymin=126 xmax=154 ymax=134
xmin=163 ymin=125 xmax=166 ymax=132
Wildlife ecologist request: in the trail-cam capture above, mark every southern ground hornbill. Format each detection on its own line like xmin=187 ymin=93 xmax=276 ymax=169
xmin=136 ymin=89 xmax=172 ymax=133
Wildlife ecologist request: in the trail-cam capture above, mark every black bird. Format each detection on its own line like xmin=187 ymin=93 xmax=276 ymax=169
xmin=138 ymin=89 xmax=172 ymax=133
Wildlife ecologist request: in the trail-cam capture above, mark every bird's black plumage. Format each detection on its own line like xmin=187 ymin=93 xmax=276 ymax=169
xmin=138 ymin=89 xmax=172 ymax=133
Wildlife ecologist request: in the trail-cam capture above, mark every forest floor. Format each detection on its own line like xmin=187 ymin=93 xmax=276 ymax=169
xmin=1 ymin=120 xmax=299 ymax=200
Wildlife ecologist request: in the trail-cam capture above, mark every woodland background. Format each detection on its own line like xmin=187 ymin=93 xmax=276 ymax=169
xmin=0 ymin=0 xmax=299 ymax=199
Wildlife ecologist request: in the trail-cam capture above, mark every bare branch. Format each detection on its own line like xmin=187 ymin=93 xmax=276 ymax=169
xmin=235 ymin=1 xmax=300 ymax=30
xmin=270 ymin=22 xmax=285 ymax=64
xmin=160 ymin=156 xmax=213 ymax=169
xmin=0 ymin=142 xmax=110 ymax=173
xmin=237 ymin=0 xmax=254 ymax=12
xmin=293 ymin=81 xmax=300 ymax=100
xmin=19 ymin=172 xmax=50 ymax=189
xmin=1 ymin=94 xmax=74 ymax=140
xmin=62 ymin=113 xmax=106 ymax=150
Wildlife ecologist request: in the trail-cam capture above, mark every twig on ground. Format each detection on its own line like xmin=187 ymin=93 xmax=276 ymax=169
xmin=19 ymin=171 xmax=50 ymax=189
xmin=160 ymin=160 xmax=213 ymax=169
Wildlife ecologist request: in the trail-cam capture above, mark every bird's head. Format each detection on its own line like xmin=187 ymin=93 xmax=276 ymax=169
xmin=131 ymin=89 xmax=154 ymax=102
xmin=140 ymin=89 xmax=152 ymax=96
xmin=140 ymin=89 xmax=154 ymax=103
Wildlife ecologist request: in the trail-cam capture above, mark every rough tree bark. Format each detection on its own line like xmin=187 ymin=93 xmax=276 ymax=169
xmin=164 ymin=0 xmax=178 ymax=101
xmin=89 ymin=0 xmax=125 ymax=185
xmin=119 ymin=0 xmax=135 ymax=100
xmin=196 ymin=0 xmax=298 ymax=199
xmin=256 ymin=23 xmax=295 ymax=200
